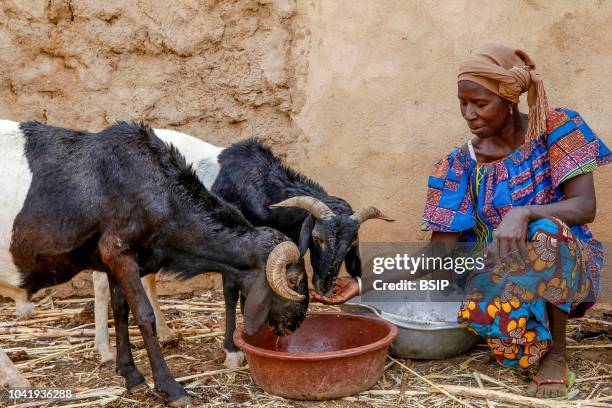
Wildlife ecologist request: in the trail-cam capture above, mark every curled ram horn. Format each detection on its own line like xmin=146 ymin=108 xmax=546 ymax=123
xmin=266 ymin=241 xmax=305 ymax=302
xmin=350 ymin=207 xmax=395 ymax=224
xmin=269 ymin=196 xmax=336 ymax=220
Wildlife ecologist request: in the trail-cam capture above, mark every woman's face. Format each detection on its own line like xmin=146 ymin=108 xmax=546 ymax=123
xmin=458 ymin=80 xmax=510 ymax=138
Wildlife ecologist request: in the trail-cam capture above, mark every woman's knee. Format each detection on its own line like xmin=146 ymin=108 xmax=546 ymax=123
xmin=526 ymin=216 xmax=569 ymax=241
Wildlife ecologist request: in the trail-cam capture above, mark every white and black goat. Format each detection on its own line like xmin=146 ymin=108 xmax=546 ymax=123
xmin=0 ymin=121 xmax=308 ymax=406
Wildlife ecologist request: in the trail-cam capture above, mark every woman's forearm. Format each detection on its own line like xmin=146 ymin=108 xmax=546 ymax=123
xmin=524 ymin=196 xmax=596 ymax=226
xmin=523 ymin=172 xmax=597 ymax=226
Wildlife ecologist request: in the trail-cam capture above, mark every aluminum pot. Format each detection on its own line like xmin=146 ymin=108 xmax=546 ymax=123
xmin=339 ymin=300 xmax=479 ymax=359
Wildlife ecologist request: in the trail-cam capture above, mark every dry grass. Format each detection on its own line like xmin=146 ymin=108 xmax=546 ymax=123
xmin=1 ymin=292 xmax=610 ymax=407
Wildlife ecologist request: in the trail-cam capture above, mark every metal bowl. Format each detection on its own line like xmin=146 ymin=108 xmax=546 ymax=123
xmin=339 ymin=299 xmax=479 ymax=360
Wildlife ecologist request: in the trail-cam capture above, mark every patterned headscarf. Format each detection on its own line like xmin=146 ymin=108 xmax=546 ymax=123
xmin=458 ymin=44 xmax=549 ymax=141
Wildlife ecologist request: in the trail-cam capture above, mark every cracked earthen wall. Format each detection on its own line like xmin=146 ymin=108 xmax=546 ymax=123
xmin=1 ymin=1 xmax=611 ymax=298
xmin=0 ymin=0 xmax=298 ymax=297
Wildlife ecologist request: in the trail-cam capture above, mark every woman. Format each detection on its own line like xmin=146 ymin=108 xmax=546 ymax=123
xmin=313 ymin=45 xmax=611 ymax=399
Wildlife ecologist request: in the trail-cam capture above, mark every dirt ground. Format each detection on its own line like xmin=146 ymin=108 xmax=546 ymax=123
xmin=1 ymin=291 xmax=610 ymax=407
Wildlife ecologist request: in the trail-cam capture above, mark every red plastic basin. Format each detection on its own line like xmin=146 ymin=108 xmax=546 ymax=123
xmin=233 ymin=312 xmax=398 ymax=400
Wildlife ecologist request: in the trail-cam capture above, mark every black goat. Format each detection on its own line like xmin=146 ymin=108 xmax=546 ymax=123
xmin=211 ymin=138 xmax=394 ymax=294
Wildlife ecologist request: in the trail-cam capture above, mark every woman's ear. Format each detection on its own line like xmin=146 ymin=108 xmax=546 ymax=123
xmin=298 ymin=215 xmax=315 ymax=256
xmin=243 ymin=272 xmax=272 ymax=335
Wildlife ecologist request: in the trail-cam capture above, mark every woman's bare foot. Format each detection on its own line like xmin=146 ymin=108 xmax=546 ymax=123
xmin=527 ymin=352 xmax=570 ymax=398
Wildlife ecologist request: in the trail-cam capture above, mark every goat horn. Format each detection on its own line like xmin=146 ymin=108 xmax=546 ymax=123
xmin=350 ymin=207 xmax=395 ymax=224
xmin=269 ymin=196 xmax=335 ymax=220
xmin=266 ymin=241 xmax=305 ymax=302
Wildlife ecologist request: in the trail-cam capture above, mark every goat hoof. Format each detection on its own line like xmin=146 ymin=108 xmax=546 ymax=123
xmin=125 ymin=372 xmax=147 ymax=392
xmin=157 ymin=328 xmax=177 ymax=343
xmin=6 ymin=375 xmax=31 ymax=388
xmin=97 ymin=348 xmax=115 ymax=365
xmin=160 ymin=333 xmax=181 ymax=348
xmin=126 ymin=380 xmax=148 ymax=393
xmin=15 ymin=301 xmax=34 ymax=319
xmin=100 ymin=356 xmax=115 ymax=367
xmin=223 ymin=350 xmax=244 ymax=369
xmin=169 ymin=396 xmax=191 ymax=407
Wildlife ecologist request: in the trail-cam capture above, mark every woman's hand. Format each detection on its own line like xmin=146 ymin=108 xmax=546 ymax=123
xmin=488 ymin=206 xmax=530 ymax=270
xmin=310 ymin=276 xmax=359 ymax=305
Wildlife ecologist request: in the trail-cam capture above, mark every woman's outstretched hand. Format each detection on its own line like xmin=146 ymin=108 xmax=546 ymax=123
xmin=310 ymin=276 xmax=359 ymax=305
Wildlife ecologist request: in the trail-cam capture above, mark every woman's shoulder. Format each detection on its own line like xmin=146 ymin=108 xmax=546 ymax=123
xmin=544 ymin=107 xmax=611 ymax=186
xmin=430 ymin=146 xmax=473 ymax=179
xmin=545 ymin=107 xmax=585 ymax=135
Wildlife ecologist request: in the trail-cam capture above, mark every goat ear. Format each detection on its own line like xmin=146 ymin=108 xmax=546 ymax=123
xmin=298 ymin=215 xmax=315 ymax=256
xmin=243 ymin=272 xmax=272 ymax=335
xmin=344 ymin=244 xmax=362 ymax=278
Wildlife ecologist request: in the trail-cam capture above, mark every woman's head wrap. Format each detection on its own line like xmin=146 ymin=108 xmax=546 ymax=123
xmin=458 ymin=44 xmax=549 ymax=141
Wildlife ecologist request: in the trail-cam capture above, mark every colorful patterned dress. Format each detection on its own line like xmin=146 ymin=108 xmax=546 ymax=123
xmin=421 ymin=108 xmax=612 ymax=368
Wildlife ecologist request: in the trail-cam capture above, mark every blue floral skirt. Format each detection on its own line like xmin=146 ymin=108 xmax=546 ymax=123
xmin=458 ymin=217 xmax=603 ymax=368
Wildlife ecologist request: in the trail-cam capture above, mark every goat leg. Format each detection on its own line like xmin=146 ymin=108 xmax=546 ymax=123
xmin=108 ymin=275 xmax=146 ymax=390
xmin=100 ymin=236 xmax=189 ymax=407
xmin=142 ymin=273 xmax=176 ymax=343
xmin=92 ymin=271 xmax=115 ymax=364
xmin=222 ymin=276 xmax=244 ymax=368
